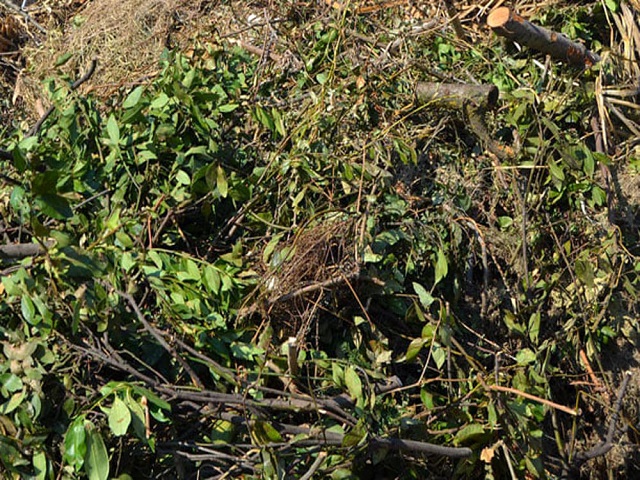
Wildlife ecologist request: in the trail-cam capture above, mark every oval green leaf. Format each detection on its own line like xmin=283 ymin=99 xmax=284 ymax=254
xmin=108 ymin=396 xmax=131 ymax=436
xmin=84 ymin=424 xmax=109 ymax=480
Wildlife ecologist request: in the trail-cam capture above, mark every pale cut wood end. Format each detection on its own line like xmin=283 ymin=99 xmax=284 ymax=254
xmin=487 ymin=7 xmax=511 ymax=28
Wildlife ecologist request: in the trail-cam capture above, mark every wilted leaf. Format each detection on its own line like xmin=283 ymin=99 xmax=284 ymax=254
xmin=480 ymin=445 xmax=496 ymax=463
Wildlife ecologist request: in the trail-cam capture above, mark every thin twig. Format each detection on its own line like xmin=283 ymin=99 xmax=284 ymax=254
xmin=299 ymin=452 xmax=327 ymax=480
xmin=269 ymin=272 xmax=359 ymax=304
xmin=27 ymin=58 xmax=98 ymax=137
xmin=478 ymin=374 xmax=577 ymax=416
xmin=173 ymin=336 xmax=238 ymax=386
xmin=0 ymin=0 xmax=46 ymax=33
xmin=110 ymin=285 xmax=205 ymax=389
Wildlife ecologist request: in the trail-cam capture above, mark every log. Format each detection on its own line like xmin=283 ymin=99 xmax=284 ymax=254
xmin=415 ymin=82 xmax=499 ymax=110
xmin=487 ymin=7 xmax=600 ymax=68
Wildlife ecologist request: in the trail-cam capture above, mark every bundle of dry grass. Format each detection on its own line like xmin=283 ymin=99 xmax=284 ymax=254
xmin=17 ymin=0 xmax=204 ymax=117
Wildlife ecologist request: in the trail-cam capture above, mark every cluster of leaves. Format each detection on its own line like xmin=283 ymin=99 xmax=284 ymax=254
xmin=0 ymin=1 xmax=639 ymax=479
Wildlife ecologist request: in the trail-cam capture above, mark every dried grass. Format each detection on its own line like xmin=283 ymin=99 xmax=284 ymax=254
xmin=18 ymin=0 xmax=204 ymax=117
xmin=257 ymin=216 xmax=360 ymax=336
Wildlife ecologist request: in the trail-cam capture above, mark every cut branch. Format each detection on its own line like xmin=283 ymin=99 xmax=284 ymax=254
xmin=416 ymin=82 xmax=498 ymax=110
xmin=487 ymin=7 xmax=600 ymax=68
xmin=415 ymin=82 xmax=516 ymax=160
xmin=0 ymin=240 xmax=54 ymax=260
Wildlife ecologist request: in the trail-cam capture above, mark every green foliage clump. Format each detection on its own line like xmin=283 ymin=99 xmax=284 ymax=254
xmin=0 ymin=2 xmax=639 ymax=479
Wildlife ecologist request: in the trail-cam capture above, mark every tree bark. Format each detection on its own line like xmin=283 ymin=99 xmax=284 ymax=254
xmin=487 ymin=7 xmax=600 ymax=68
xmin=415 ymin=82 xmax=516 ymax=160
xmin=415 ymin=82 xmax=498 ymax=110
xmin=0 ymin=240 xmax=54 ymax=259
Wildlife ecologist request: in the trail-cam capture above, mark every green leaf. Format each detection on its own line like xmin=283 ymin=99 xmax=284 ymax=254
xmin=434 ymin=249 xmax=448 ymax=286
xmin=55 ymin=52 xmax=73 ymax=66
xmin=230 ymin=342 xmax=263 ymax=361
xmin=122 ymin=86 xmax=144 ymax=109
xmin=33 ymin=450 xmax=47 ymax=480
xmin=412 ymin=282 xmax=434 ymax=308
xmin=210 ymin=419 xmax=235 ymax=443
xmin=203 ymin=266 xmax=221 ymax=294
xmin=255 ymin=106 xmax=274 ymax=132
xmin=216 ymin=165 xmax=228 ymax=198
xmin=21 ymin=296 xmax=37 ymax=324
xmin=516 ymin=348 xmax=536 ymax=365
xmin=453 ymin=423 xmax=485 ymax=445
xmin=253 ymin=421 xmax=283 ymax=444
xmin=36 ymin=194 xmax=73 ymax=219
xmin=104 ymin=208 xmax=121 ymax=231
xmin=63 ymin=416 xmax=87 ymax=469
xmin=0 ymin=373 xmax=23 ymax=393
xmin=150 ymin=93 xmax=170 ymax=110
xmin=406 ymin=337 xmax=427 ymax=362
xmin=177 ymin=259 xmax=201 ymax=282
xmin=106 ymin=114 xmax=120 ymax=145
xmin=528 ymin=312 xmax=540 ymax=345
xmin=605 ymin=0 xmax=619 ymax=13
xmin=219 ymin=103 xmax=239 ymax=113
xmin=548 ymin=159 xmax=565 ymax=181
xmin=129 ymin=385 xmax=171 ymax=412
xmin=108 ymin=396 xmax=132 ymax=436
xmin=0 ymin=390 xmax=26 ymax=414
xmin=420 ymin=388 xmax=434 ymax=409
xmin=344 ymin=366 xmax=362 ymax=402
xmin=591 ymin=185 xmax=607 ymax=206
xmin=175 ymin=170 xmax=191 ymax=185
xmin=84 ymin=424 xmax=109 ymax=480
xmin=497 ymin=216 xmax=513 ymax=229
xmin=125 ymin=391 xmax=148 ymax=442
xmin=432 ymin=345 xmax=446 ymax=369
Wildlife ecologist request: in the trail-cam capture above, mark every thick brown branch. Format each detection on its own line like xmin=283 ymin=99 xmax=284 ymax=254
xmin=487 ymin=7 xmax=599 ymax=68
